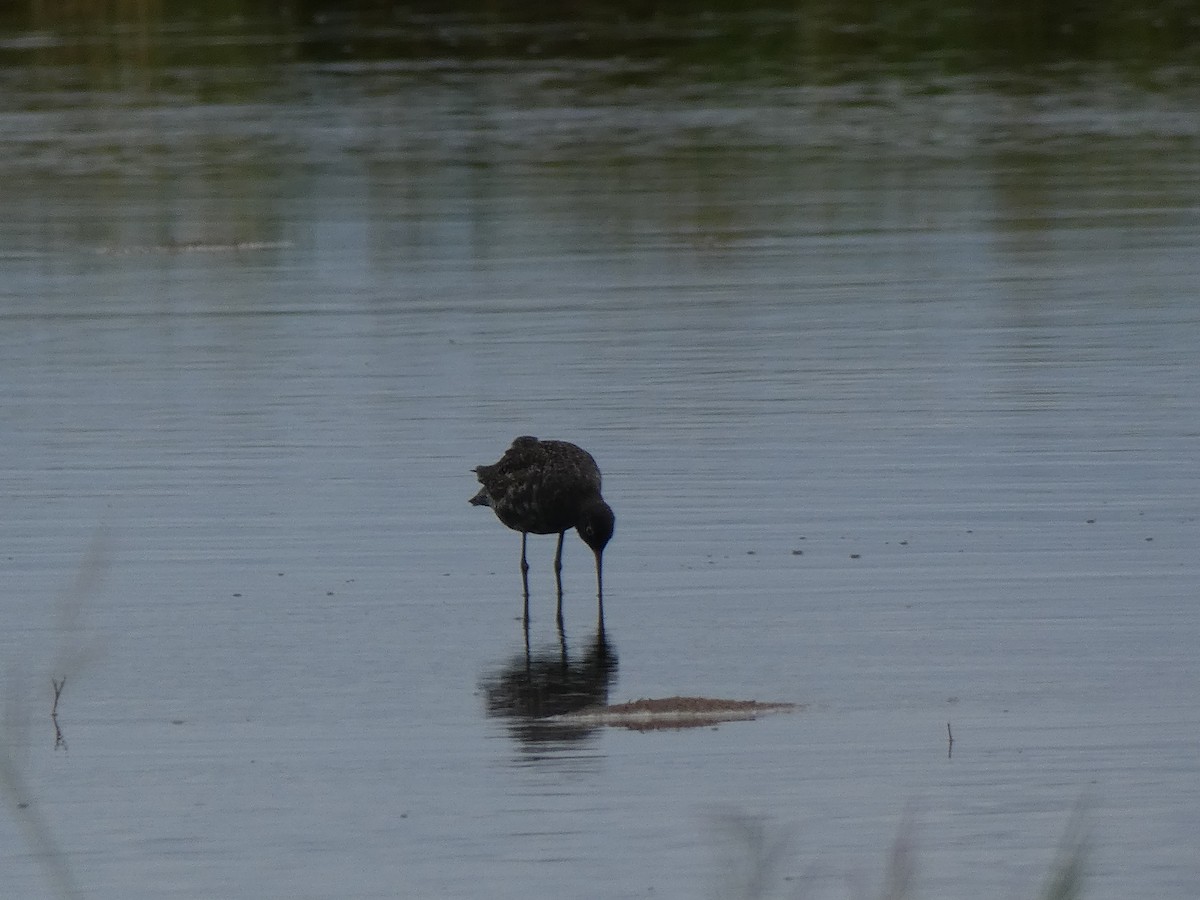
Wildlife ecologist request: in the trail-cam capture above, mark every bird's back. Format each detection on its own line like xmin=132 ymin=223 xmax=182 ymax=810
xmin=474 ymin=436 xmax=602 ymax=535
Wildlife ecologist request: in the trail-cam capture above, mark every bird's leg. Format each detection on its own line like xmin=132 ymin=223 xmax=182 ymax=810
xmin=594 ymin=550 xmax=605 ymax=628
xmin=520 ymin=533 xmax=531 ymax=617
xmin=554 ymin=531 xmax=565 ymax=621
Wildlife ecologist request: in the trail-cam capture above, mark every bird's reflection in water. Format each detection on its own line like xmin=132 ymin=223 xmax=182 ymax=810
xmin=480 ymin=616 xmax=618 ymax=749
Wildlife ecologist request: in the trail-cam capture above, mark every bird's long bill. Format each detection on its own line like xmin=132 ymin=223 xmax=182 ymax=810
xmin=594 ymin=549 xmax=604 ymax=600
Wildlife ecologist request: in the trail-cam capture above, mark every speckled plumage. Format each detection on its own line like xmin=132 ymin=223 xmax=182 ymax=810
xmin=471 ymin=436 xmax=615 ymax=614
xmin=470 ymin=436 xmax=602 ymax=534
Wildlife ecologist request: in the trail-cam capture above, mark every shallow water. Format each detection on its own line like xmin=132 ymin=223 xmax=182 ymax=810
xmin=2 ymin=20 xmax=1199 ymax=900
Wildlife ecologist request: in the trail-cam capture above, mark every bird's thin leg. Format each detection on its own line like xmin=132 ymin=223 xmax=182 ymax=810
xmin=520 ymin=533 xmax=531 ymax=618
xmin=554 ymin=531 xmax=566 ymax=622
xmin=594 ymin=551 xmax=605 ymax=629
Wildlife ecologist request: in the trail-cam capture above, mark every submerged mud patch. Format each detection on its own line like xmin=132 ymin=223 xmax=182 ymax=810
xmin=549 ymin=696 xmax=799 ymax=731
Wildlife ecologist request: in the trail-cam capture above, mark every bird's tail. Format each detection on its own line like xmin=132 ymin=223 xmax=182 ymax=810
xmin=469 ymin=488 xmax=491 ymax=507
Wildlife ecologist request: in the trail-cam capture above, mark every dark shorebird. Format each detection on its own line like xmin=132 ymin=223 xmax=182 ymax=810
xmin=470 ymin=436 xmax=615 ymax=620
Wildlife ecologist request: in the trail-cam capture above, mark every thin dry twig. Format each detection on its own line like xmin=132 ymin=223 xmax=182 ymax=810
xmin=51 ymin=678 xmax=68 ymax=750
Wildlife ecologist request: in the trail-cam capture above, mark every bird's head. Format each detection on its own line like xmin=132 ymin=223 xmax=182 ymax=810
xmin=576 ymin=498 xmax=615 ymax=555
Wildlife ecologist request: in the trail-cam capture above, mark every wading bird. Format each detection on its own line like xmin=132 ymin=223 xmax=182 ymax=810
xmin=470 ymin=436 xmax=614 ymax=621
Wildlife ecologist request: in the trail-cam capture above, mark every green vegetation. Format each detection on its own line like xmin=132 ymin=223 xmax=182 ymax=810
xmin=715 ymin=807 xmax=1088 ymax=900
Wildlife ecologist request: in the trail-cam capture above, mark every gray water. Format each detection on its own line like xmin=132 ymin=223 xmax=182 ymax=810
xmin=2 ymin=40 xmax=1199 ymax=900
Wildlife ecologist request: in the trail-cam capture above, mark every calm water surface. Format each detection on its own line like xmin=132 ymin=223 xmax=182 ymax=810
xmin=1 ymin=29 xmax=1199 ymax=900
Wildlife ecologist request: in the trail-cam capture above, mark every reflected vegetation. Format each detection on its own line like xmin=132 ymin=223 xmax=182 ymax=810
xmin=480 ymin=620 xmax=618 ymax=748
xmin=3 ymin=0 xmax=1197 ymax=290
xmin=3 ymin=0 xmax=1197 ymax=281
xmin=2 ymin=2 xmax=1197 ymax=75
